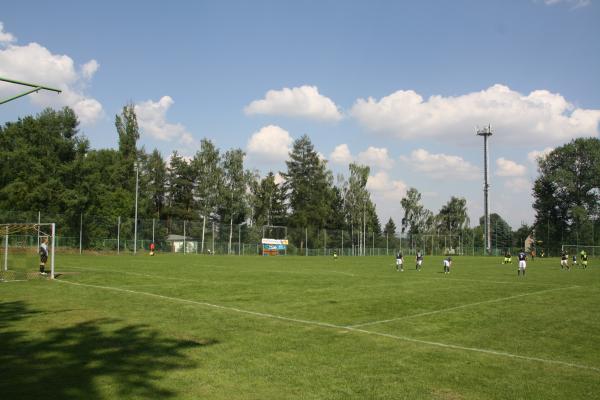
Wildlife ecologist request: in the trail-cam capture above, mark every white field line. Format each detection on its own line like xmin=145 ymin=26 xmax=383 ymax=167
xmin=54 ymin=279 xmax=599 ymax=373
xmin=0 ymin=279 xmax=28 ymax=283
xmin=414 ymin=276 xmax=558 ymax=287
xmin=348 ymin=286 xmax=580 ymax=328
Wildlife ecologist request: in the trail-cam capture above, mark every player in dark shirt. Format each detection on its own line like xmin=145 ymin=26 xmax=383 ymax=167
xmin=560 ymin=251 xmax=569 ymax=270
xmin=581 ymin=251 xmax=588 ymax=269
xmin=518 ymin=249 xmax=527 ymax=277
xmin=395 ymin=251 xmax=404 ymax=272
xmin=415 ymin=250 xmax=424 ymax=271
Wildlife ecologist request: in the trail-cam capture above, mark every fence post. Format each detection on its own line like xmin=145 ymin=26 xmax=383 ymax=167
xmin=37 ymin=211 xmax=41 ymax=250
xmin=212 ymin=221 xmax=215 ymax=254
xmin=79 ymin=212 xmax=83 ymax=254
xmin=117 ymin=216 xmax=120 ymax=254
xmin=183 ymin=220 xmax=186 ymax=254
xmin=341 ymin=229 xmax=344 ymax=257
xmin=305 ymin=228 xmax=308 ymax=256
xmin=3 ymin=225 xmax=8 ymax=271
xmin=152 ymin=218 xmax=155 ymax=244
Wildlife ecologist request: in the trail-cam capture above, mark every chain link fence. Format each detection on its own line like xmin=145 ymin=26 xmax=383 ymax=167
xmin=0 ymin=210 xmax=541 ymax=257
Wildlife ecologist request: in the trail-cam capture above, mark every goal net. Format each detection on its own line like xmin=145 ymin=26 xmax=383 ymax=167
xmin=0 ymin=223 xmax=56 ymax=281
xmin=561 ymin=244 xmax=599 ymax=259
xmin=261 ymin=225 xmax=288 ymax=256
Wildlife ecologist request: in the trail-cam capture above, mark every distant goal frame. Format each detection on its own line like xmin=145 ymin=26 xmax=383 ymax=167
xmin=1 ymin=222 xmax=56 ymax=280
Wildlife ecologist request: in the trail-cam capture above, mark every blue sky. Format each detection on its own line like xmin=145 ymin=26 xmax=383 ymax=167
xmin=1 ymin=0 xmax=599 ymax=229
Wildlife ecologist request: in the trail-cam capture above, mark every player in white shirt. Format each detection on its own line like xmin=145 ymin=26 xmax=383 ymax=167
xmin=396 ymin=251 xmax=404 ymax=272
xmin=443 ymin=256 xmax=452 ymax=274
xmin=39 ymin=237 xmax=49 ymax=275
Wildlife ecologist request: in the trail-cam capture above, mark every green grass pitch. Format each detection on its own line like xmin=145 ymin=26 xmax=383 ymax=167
xmin=1 ymin=254 xmax=599 ymax=399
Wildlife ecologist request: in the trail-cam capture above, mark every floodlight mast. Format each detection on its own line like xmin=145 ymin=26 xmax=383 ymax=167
xmin=477 ymin=125 xmax=493 ymax=255
xmin=0 ymin=76 xmax=61 ymax=105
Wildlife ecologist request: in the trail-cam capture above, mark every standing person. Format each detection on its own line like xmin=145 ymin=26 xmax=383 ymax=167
xmin=39 ymin=237 xmax=48 ymax=275
xmin=503 ymin=250 xmax=512 ymax=264
xmin=333 ymin=250 xmax=338 ymax=261
xmin=149 ymin=242 xmax=155 ymax=256
xmin=560 ymin=251 xmax=569 ymax=270
xmin=415 ymin=249 xmax=424 ymax=271
xmin=581 ymin=251 xmax=588 ymax=269
xmin=518 ymin=249 xmax=527 ymax=277
xmin=572 ymin=253 xmax=577 ymax=268
xmin=443 ymin=256 xmax=452 ymax=274
xmin=395 ymin=251 xmax=404 ymax=272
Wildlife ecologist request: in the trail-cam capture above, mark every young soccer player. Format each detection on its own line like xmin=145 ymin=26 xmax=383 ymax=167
xmin=39 ymin=237 xmax=48 ymax=275
xmin=333 ymin=250 xmax=338 ymax=260
xmin=395 ymin=251 xmax=404 ymax=272
xmin=149 ymin=242 xmax=155 ymax=256
xmin=415 ymin=250 xmax=423 ymax=271
xmin=443 ymin=256 xmax=452 ymax=274
xmin=560 ymin=251 xmax=569 ymax=270
xmin=572 ymin=253 xmax=577 ymax=267
xmin=503 ymin=250 xmax=512 ymax=264
xmin=518 ymin=249 xmax=527 ymax=277
xmin=581 ymin=251 xmax=588 ymax=269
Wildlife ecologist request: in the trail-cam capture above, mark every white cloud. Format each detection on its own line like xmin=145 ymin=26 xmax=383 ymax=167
xmin=357 ymin=146 xmax=395 ymax=170
xmin=246 ymin=125 xmax=293 ymax=162
xmin=244 ymin=85 xmax=342 ymax=121
xmin=496 ymin=158 xmax=527 ymax=177
xmin=135 ymin=96 xmax=195 ymax=145
xmin=367 ymin=171 xmax=408 ymax=201
xmin=351 ymin=84 xmax=600 ymax=146
xmin=541 ymin=0 xmax=591 ymax=8
xmin=81 ymin=60 xmax=99 ymax=81
xmin=0 ymin=22 xmax=16 ymax=44
xmin=527 ymin=147 xmax=554 ymax=164
xmin=504 ymin=177 xmax=532 ymax=193
xmin=330 ymin=144 xmax=353 ymax=165
xmin=0 ymin=23 xmax=103 ymax=125
xmin=401 ymin=149 xmax=480 ymax=180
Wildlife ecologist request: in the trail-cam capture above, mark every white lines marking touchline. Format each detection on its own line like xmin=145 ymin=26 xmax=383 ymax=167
xmin=55 ymin=279 xmax=599 ymax=373
xmin=348 ymin=286 xmax=580 ymax=328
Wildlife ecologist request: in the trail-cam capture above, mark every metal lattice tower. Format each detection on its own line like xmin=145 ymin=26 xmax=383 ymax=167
xmin=477 ymin=125 xmax=493 ymax=254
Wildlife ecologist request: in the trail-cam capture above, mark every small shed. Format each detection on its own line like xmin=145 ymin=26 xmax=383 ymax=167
xmin=165 ymin=234 xmax=197 ymax=253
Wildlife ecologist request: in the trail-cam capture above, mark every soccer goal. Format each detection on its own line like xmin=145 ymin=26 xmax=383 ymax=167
xmin=261 ymin=225 xmax=288 ymax=256
xmin=0 ymin=223 xmax=56 ymax=281
xmin=561 ymin=244 xmax=599 ymax=258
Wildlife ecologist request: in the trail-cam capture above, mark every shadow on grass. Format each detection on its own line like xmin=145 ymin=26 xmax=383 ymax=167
xmin=0 ymin=301 xmax=217 ymax=399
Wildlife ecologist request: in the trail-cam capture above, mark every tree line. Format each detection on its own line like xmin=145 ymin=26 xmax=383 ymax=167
xmin=1 ymin=105 xmax=598 ymax=254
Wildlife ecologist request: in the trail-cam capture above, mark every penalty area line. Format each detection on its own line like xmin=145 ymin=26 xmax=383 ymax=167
xmin=348 ymin=286 xmax=580 ymax=328
xmin=54 ymin=279 xmax=599 ymax=373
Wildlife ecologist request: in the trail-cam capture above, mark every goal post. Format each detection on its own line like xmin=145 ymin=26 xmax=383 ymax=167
xmin=0 ymin=223 xmax=56 ymax=280
xmin=561 ymin=244 xmax=599 ymax=258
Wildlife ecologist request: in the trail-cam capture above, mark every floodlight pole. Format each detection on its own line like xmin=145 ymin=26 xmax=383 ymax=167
xmin=477 ymin=125 xmax=493 ymax=255
xmin=0 ymin=76 xmax=61 ymax=105
xmin=134 ymin=163 xmax=139 ymax=255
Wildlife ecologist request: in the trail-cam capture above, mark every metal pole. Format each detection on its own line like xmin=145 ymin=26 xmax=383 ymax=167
xmin=305 ymin=227 xmax=308 ymax=256
xmin=37 ymin=211 xmax=41 ymax=250
xmin=341 ymin=229 xmax=344 ymax=256
xmin=201 ymin=216 xmax=205 ymax=253
xmin=3 ymin=225 xmax=8 ymax=271
xmin=212 ymin=221 xmax=215 ymax=254
xmin=386 ymin=232 xmax=388 ymax=256
xmin=79 ymin=212 xmax=83 ymax=255
xmin=183 ymin=220 xmax=186 ymax=254
xmin=477 ymin=125 xmax=493 ymax=254
xmin=152 ymin=218 xmax=155 ymax=243
xmin=117 ymin=216 xmax=121 ymax=254
xmin=50 ymin=223 xmax=56 ymax=279
xmin=134 ymin=164 xmax=139 ymax=255
xmin=238 ymin=224 xmax=241 ymax=255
